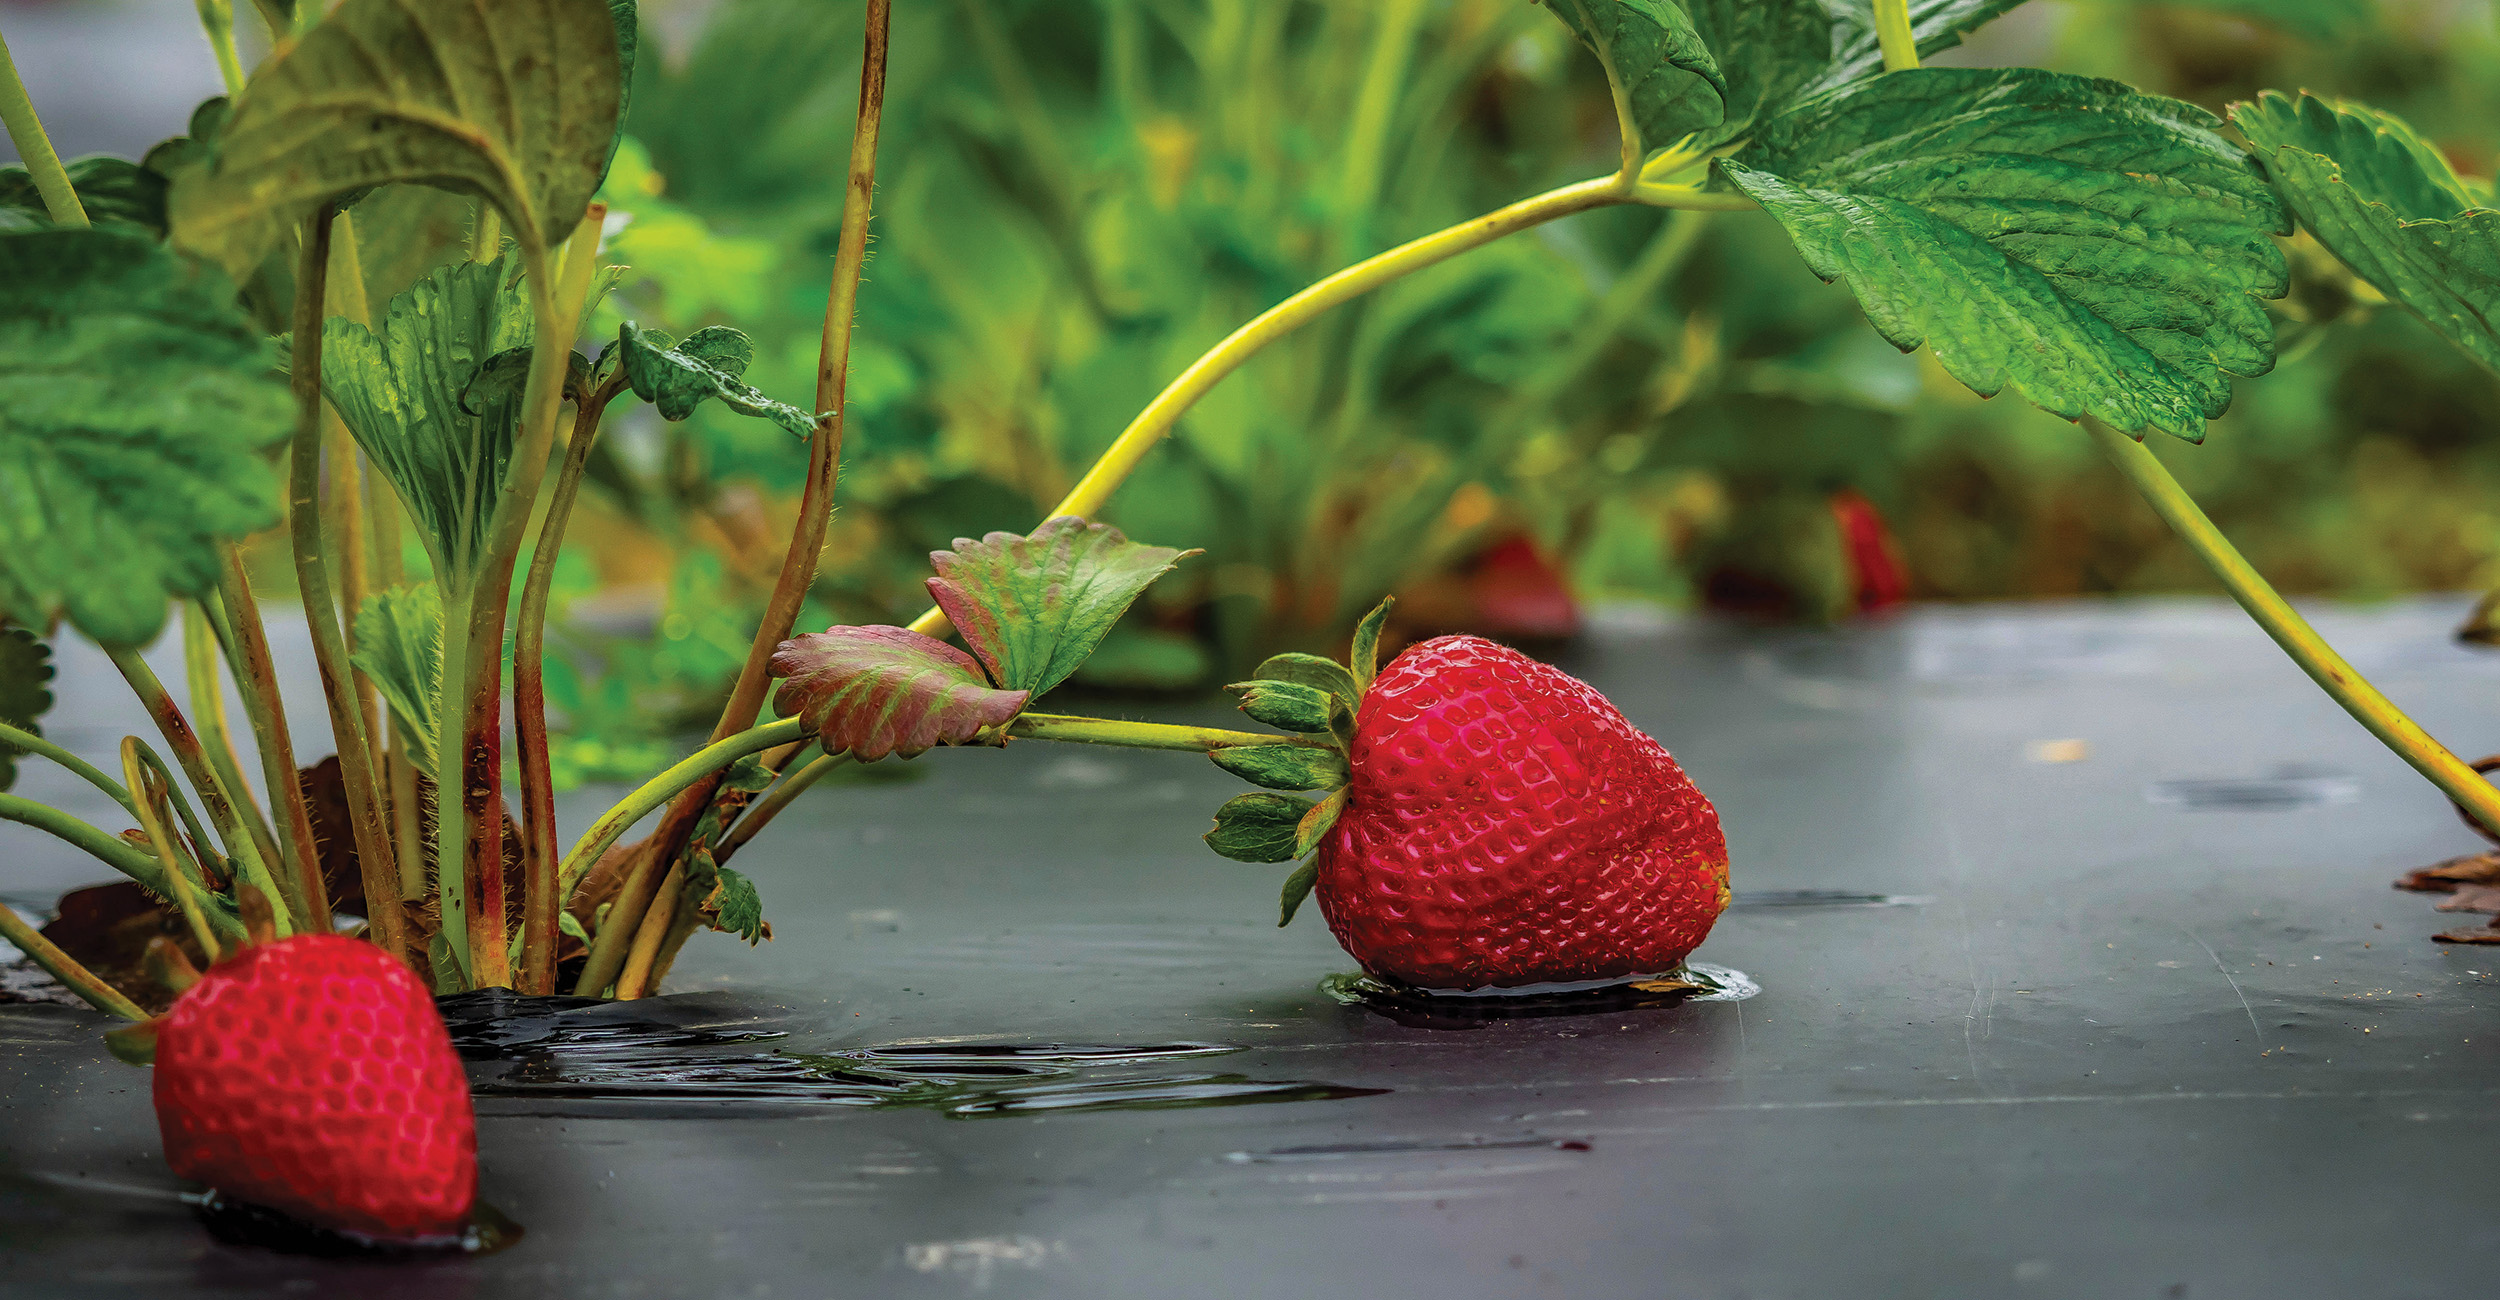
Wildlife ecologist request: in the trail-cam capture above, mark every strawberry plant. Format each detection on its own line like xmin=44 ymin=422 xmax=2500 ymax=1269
xmin=10 ymin=0 xmax=2500 ymax=1236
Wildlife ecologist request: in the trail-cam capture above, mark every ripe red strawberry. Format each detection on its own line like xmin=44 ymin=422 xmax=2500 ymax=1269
xmin=151 ymin=934 xmax=475 ymax=1239
xmin=1315 ymin=635 xmax=1729 ymax=990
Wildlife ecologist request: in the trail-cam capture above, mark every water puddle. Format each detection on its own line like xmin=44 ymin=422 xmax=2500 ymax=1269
xmin=191 ymin=1190 xmax=522 ymax=1258
xmin=439 ymin=991 xmax=1382 ymax=1115
xmin=1732 ymin=889 xmax=1927 ymax=909
xmin=1319 ymin=961 xmax=1759 ymax=1029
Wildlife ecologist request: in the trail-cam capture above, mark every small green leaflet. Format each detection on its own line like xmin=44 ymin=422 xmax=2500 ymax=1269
xmin=1206 ymin=792 xmax=1313 ymax=864
xmin=1350 ymin=597 xmax=1395 ymax=696
xmin=350 ymin=583 xmax=444 ymax=772
xmin=167 ymin=0 xmax=622 ymax=279
xmin=320 ymin=254 xmax=535 ymax=586
xmin=1720 ymin=68 xmax=2287 ymax=441
xmin=1536 ymin=0 xmax=1725 ymax=155
xmin=926 ymin=517 xmax=1199 ymax=701
xmin=1277 ymin=860 xmax=1321 ymax=927
xmin=1210 ymin=744 xmax=1349 ymax=792
xmin=2235 ymin=91 xmax=2500 ymax=376
xmin=769 ymin=625 xmax=1030 ymax=761
xmin=0 ymin=157 xmax=169 ymax=236
xmin=1251 ymin=652 xmax=1360 ymax=705
xmin=701 ymin=866 xmax=769 ymax=945
xmin=1225 ymin=680 xmax=1339 ymax=734
xmin=0 ymin=627 xmax=55 ymax=793
xmin=616 ymin=322 xmax=822 ymax=438
xmin=0 ymin=228 xmax=290 ymax=648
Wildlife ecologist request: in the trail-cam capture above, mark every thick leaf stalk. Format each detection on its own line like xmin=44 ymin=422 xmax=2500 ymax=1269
xmin=0 ymin=31 xmax=86 ymax=227
xmin=2088 ymin=420 xmax=2500 ymax=838
xmin=0 ymin=792 xmax=177 ymax=901
xmin=1873 ymin=0 xmax=1918 ymax=72
xmin=215 ymin=547 xmax=328 ymax=928
xmin=181 ymin=601 xmax=290 ymax=919
xmin=106 ymin=647 xmax=294 ymax=936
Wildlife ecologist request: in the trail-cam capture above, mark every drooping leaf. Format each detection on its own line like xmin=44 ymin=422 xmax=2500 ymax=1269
xmin=1719 ymin=68 xmax=2287 ymax=440
xmin=699 ymin=865 xmax=769 ymax=946
xmin=0 ymin=627 xmax=55 ymax=793
xmin=318 ymin=254 xmax=535 ymax=585
xmin=1251 ymin=652 xmax=1360 ymax=705
xmin=1205 ymin=792 xmax=1314 ymax=864
xmin=616 ymin=321 xmax=820 ymax=438
xmin=1806 ymin=1 xmax=2029 ymax=99
xmin=0 ymin=228 xmax=290 ymax=647
xmin=0 ymin=156 xmax=169 ymax=236
xmin=769 ymin=625 xmax=1031 ymax=762
xmin=2235 ymin=91 xmax=2500 ymax=375
xmin=1210 ymin=744 xmax=1351 ymax=793
xmin=349 ymin=583 xmax=444 ymax=772
xmin=1535 ymin=0 xmax=1725 ymax=154
xmin=926 ymin=517 xmax=1199 ymax=700
xmin=1277 ymin=860 xmax=1321 ymax=927
xmin=1225 ymin=680 xmax=1341 ymax=735
xmin=166 ymin=0 xmax=623 ymax=280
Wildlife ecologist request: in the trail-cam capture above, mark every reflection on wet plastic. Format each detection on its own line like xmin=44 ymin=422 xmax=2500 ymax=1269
xmin=190 ymin=1189 xmax=523 ymax=1258
xmin=1732 ymin=889 xmax=1929 ymax=909
xmin=440 ymin=991 xmax=1381 ymax=1116
xmin=1320 ymin=960 xmax=1758 ymax=1028
xmin=2145 ymin=768 xmax=2358 ymax=810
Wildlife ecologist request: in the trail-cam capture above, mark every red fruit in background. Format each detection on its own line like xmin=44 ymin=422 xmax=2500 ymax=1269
xmin=1315 ymin=635 xmax=1729 ymax=990
xmin=152 ymin=935 xmax=475 ymax=1239
xmin=1829 ymin=488 xmax=1908 ymax=614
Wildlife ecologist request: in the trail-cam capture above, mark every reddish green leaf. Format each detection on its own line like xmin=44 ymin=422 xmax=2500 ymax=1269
xmin=926 ymin=516 xmax=1198 ymax=700
xmin=768 ymin=625 xmax=1029 ymax=762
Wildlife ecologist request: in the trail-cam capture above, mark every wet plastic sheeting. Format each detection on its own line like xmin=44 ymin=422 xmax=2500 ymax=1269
xmin=7 ymin=599 xmax=2500 ymax=1298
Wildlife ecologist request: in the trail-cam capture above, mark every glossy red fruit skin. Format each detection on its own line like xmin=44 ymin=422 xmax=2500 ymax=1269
xmin=1315 ymin=636 xmax=1730 ymax=991
xmin=153 ymin=934 xmax=475 ymax=1238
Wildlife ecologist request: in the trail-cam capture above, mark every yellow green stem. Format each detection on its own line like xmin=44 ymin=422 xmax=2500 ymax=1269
xmin=1005 ymin=713 xmax=1329 ymax=753
xmin=1874 ymin=0 xmax=1919 ymax=73
xmin=193 ymin=0 xmax=247 ymax=96
xmin=0 ymin=792 xmax=171 ymax=897
xmin=2087 ymin=419 xmax=2500 ymax=837
xmin=0 ymin=720 xmax=136 ymax=819
xmin=0 ymin=28 xmax=85 ymax=227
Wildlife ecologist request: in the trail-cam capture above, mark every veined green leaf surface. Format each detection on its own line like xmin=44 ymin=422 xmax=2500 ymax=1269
xmin=1721 ymin=68 xmax=2287 ymax=440
xmin=167 ymin=0 xmax=622 ymax=279
xmin=350 ymin=583 xmax=445 ymax=771
xmin=769 ymin=625 xmax=1031 ymax=762
xmin=1677 ymin=1 xmax=1831 ymax=150
xmin=0 ymin=228 xmax=291 ymax=647
xmin=0 ymin=627 xmax=55 ymax=793
xmin=926 ymin=517 xmax=1199 ymax=700
xmin=1204 ymin=792 xmax=1314 ymax=864
xmin=319 ymin=254 xmax=535 ymax=585
xmin=2235 ymin=91 xmax=2500 ymax=375
xmin=1535 ymin=0 xmax=1725 ymax=154
xmin=0 ymin=156 xmax=169 ymax=236
xmin=616 ymin=322 xmax=820 ymax=438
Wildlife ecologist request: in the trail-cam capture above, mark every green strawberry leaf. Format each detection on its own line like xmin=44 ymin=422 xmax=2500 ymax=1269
xmin=318 ymin=254 xmax=535 ymax=586
xmin=1210 ymin=744 xmax=1350 ymax=793
xmin=1294 ymin=786 xmax=1350 ymax=859
xmin=349 ymin=583 xmax=444 ymax=772
xmin=2234 ymin=91 xmax=2500 ymax=375
xmin=1252 ymin=652 xmax=1360 ymax=705
xmin=1225 ymin=680 xmax=1341 ymax=735
xmin=1675 ymin=1 xmax=1834 ymax=151
xmin=140 ymin=97 xmax=229 ymax=182
xmin=926 ymin=517 xmax=1199 ymax=700
xmin=0 ymin=227 xmax=291 ymax=648
xmin=616 ymin=321 xmax=821 ymax=438
xmin=1277 ymin=860 xmax=1321 ymax=928
xmin=1206 ymin=792 xmax=1314 ymax=864
xmin=1535 ymin=0 xmax=1725 ymax=155
xmin=768 ymin=625 xmax=1031 ymax=762
xmin=699 ymin=865 xmax=769 ymax=946
xmin=1350 ymin=597 xmax=1395 ymax=696
xmin=0 ymin=626 xmax=55 ymax=793
xmin=166 ymin=0 xmax=623 ymax=279
xmin=1720 ymin=68 xmax=2287 ymax=441
xmin=0 ymin=156 xmax=169 ymax=236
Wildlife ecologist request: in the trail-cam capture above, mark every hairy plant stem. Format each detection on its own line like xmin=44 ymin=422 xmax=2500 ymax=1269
xmin=216 ymin=546 xmax=330 ymax=937
xmin=106 ymin=648 xmax=292 ymax=930
xmin=0 ymin=903 xmax=145 ymax=1021
xmin=601 ymin=0 xmax=893 ymax=997
xmin=0 ymin=721 xmax=135 ymax=820
xmin=125 ymin=738 xmax=239 ymax=954
xmin=1873 ymin=0 xmax=1918 ymax=73
xmin=181 ymin=602 xmax=291 ymax=916
xmin=513 ymin=384 xmax=622 ymax=994
xmin=2087 ymin=419 xmax=2500 ymax=836
xmin=325 ymin=215 xmax=381 ymax=769
xmin=448 ymin=208 xmax=604 ymax=991
xmin=0 ymin=30 xmax=86 ymax=227
xmin=193 ymin=0 xmax=247 ymax=96
xmin=0 ymin=793 xmax=180 ymax=909
xmin=286 ymin=211 xmax=401 ymax=963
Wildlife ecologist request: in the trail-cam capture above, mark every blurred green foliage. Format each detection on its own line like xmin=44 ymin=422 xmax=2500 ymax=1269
xmin=533 ymin=0 xmax=2500 ymax=779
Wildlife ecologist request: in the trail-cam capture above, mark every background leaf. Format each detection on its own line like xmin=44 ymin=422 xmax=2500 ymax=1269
xmin=167 ymin=0 xmax=622 ymax=279
xmin=1535 ymin=0 xmax=1726 ymax=154
xmin=0 ymin=627 xmax=55 ymax=793
xmin=319 ymin=254 xmax=535 ymax=586
xmin=350 ymin=583 xmax=445 ymax=772
xmin=617 ymin=321 xmax=819 ymax=437
xmin=2235 ymin=91 xmax=2500 ymax=375
xmin=1720 ymin=68 xmax=2287 ymax=440
xmin=0 ymin=228 xmax=291 ymax=647
xmin=0 ymin=156 xmax=168 ymax=236
xmin=926 ymin=517 xmax=1197 ymax=699
xmin=769 ymin=625 xmax=1031 ymax=761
